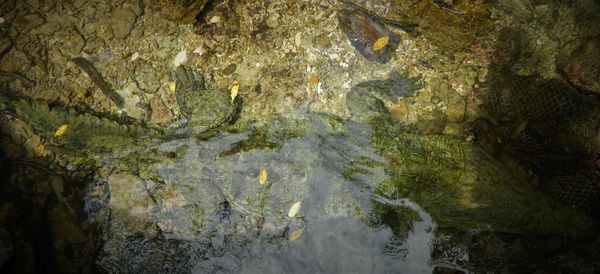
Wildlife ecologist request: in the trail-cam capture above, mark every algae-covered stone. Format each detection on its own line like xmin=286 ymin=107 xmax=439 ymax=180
xmin=173 ymin=66 xmax=238 ymax=133
xmin=158 ymin=0 xmax=210 ymax=24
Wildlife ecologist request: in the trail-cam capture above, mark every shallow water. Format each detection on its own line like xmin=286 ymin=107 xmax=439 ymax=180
xmin=1 ymin=0 xmax=599 ymax=273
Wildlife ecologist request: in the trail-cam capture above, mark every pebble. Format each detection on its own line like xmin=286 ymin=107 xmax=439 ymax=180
xmin=130 ymin=52 xmax=140 ymax=61
xmin=173 ymin=50 xmax=187 ymax=67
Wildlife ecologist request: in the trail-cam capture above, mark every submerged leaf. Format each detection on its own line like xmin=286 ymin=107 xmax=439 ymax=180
xmin=373 ymin=36 xmax=389 ymax=51
xmin=289 ymin=229 xmax=303 ymax=241
xmin=288 ymin=201 xmax=302 ymax=217
xmin=169 ymin=81 xmax=177 ymax=94
xmin=230 ymin=80 xmax=239 ymax=102
xmin=54 ymin=124 xmax=69 ymax=137
xmin=309 ymin=74 xmax=319 ymax=84
xmin=259 ymin=169 xmax=268 ymax=185
xmin=35 ymin=143 xmax=44 ymax=156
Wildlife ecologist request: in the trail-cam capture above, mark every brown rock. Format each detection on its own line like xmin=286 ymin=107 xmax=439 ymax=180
xmin=112 ymin=8 xmax=137 ymax=40
xmin=561 ymin=37 xmax=600 ymax=95
xmin=158 ymin=0 xmax=210 ymax=24
xmin=0 ymin=35 xmax=12 ymax=61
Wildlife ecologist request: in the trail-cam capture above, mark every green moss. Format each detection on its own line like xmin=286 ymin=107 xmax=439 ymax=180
xmin=13 ymin=100 xmax=155 ymax=157
xmin=218 ymin=115 xmax=309 ymax=157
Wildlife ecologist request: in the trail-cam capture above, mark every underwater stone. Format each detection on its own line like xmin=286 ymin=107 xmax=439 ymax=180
xmin=337 ymin=8 xmax=400 ymax=63
xmin=112 ymin=8 xmax=137 ymax=40
xmin=158 ymin=0 xmax=211 ymax=24
xmin=173 ymin=66 xmax=238 ymax=132
xmin=561 ymin=37 xmax=600 ymax=95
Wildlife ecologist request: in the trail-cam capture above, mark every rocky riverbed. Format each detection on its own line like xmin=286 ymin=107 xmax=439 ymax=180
xmin=1 ymin=0 xmax=599 ymax=273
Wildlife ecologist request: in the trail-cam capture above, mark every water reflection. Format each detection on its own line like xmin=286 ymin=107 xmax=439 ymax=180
xmin=195 ymin=215 xmax=435 ymax=274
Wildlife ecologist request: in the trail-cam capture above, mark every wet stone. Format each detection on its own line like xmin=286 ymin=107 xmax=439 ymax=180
xmin=112 ymin=8 xmax=137 ymax=40
xmin=173 ymin=66 xmax=237 ymax=132
xmin=337 ymin=7 xmax=400 ymax=63
xmin=561 ymin=37 xmax=600 ymax=95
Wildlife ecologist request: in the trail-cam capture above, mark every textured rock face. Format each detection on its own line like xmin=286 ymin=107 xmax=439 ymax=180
xmin=158 ymin=0 xmax=211 ymax=24
xmin=173 ymin=66 xmax=238 ymax=132
xmin=561 ymin=37 xmax=600 ymax=95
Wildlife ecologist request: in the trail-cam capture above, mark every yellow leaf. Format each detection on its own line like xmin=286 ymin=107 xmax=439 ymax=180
xmin=230 ymin=80 xmax=239 ymax=102
xmin=168 ymin=81 xmax=177 ymax=94
xmin=309 ymin=74 xmax=319 ymax=84
xmin=258 ymin=169 xmax=268 ymax=185
xmin=54 ymin=124 xmax=69 ymax=137
xmin=35 ymin=143 xmax=45 ymax=156
xmin=373 ymin=36 xmax=390 ymax=51
xmin=209 ymin=15 xmax=222 ymax=24
xmin=289 ymin=229 xmax=303 ymax=241
xmin=288 ymin=201 xmax=302 ymax=218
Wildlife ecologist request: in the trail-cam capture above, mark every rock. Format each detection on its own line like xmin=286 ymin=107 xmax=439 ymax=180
xmin=158 ymin=0 xmax=210 ymax=24
xmin=55 ymin=28 xmax=86 ymax=56
xmin=265 ymin=12 xmax=280 ymax=29
xmin=560 ymin=37 xmax=600 ymax=95
xmin=0 ymin=35 xmax=13 ymax=61
xmin=116 ymin=82 xmax=147 ymax=120
xmin=173 ymin=66 xmax=238 ymax=132
xmin=337 ymin=7 xmax=400 ymax=63
xmin=112 ymin=8 xmax=137 ymax=40
xmin=15 ymin=12 xmax=46 ymax=33
xmin=107 ymin=171 xmax=155 ymax=234
xmin=149 ymin=97 xmax=174 ymax=124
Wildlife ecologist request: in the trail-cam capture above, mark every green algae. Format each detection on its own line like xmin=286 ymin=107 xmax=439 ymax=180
xmin=367 ymin=114 xmax=594 ymax=236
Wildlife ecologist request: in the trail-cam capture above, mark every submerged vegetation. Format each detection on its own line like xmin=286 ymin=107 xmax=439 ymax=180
xmin=1 ymin=0 xmax=599 ymax=272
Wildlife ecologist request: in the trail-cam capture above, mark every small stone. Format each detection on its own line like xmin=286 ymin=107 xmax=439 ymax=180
xmin=266 ymin=13 xmax=280 ymax=29
xmin=173 ymin=50 xmax=187 ymax=67
xmin=112 ymin=8 xmax=137 ymax=40
xmin=149 ymin=97 xmax=174 ymax=124
xmin=445 ymin=91 xmax=466 ymax=123
xmin=222 ymin=64 xmax=237 ymax=75
xmin=130 ymin=52 xmax=140 ymax=61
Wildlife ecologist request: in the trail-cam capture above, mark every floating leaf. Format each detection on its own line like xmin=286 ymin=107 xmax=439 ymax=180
xmin=288 ymin=201 xmax=302 ymax=217
xmin=289 ymin=229 xmax=303 ymax=241
xmin=309 ymin=74 xmax=319 ymax=84
xmin=230 ymin=80 xmax=239 ymax=102
xmin=54 ymin=124 xmax=69 ymax=137
xmin=35 ymin=143 xmax=44 ymax=156
xmin=168 ymin=81 xmax=177 ymax=94
xmin=372 ymin=36 xmax=390 ymax=51
xmin=258 ymin=169 xmax=268 ymax=185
